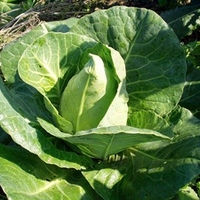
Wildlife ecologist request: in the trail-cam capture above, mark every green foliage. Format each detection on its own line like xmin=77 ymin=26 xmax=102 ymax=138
xmin=0 ymin=144 xmax=100 ymax=200
xmin=0 ymin=6 xmax=199 ymax=200
xmin=161 ymin=3 xmax=200 ymax=39
xmin=21 ymin=0 xmax=36 ymax=10
xmin=158 ymin=0 xmax=192 ymax=9
xmin=0 ymin=0 xmax=37 ymax=27
xmin=180 ymin=41 xmax=200 ymax=118
xmin=0 ymin=1 xmax=22 ymax=26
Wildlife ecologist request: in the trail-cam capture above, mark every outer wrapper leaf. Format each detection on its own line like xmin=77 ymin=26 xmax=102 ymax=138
xmin=0 ymin=144 xmax=100 ymax=200
xmin=0 ymin=18 xmax=78 ymax=84
xmin=75 ymin=108 xmax=200 ymax=199
xmin=112 ymin=149 xmax=200 ymax=200
xmin=128 ymin=110 xmax=174 ymax=137
xmin=166 ymin=106 xmax=200 ymax=140
xmin=0 ymin=78 xmax=93 ymax=170
xmin=38 ymin=118 xmax=170 ymax=160
xmin=70 ymin=6 xmax=187 ymax=116
xmin=81 ymin=132 xmax=200 ymax=199
xmin=18 ymin=32 xmax=97 ymax=108
xmin=18 ymin=32 xmax=97 ymax=132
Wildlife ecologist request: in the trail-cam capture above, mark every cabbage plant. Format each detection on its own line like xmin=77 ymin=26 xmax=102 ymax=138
xmin=0 ymin=6 xmax=200 ymax=200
